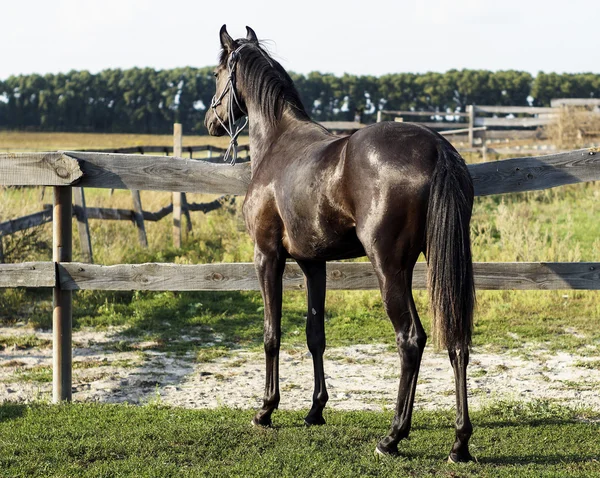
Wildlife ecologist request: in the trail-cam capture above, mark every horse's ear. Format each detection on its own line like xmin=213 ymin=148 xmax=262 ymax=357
xmin=246 ymin=26 xmax=258 ymax=43
xmin=220 ymin=24 xmax=235 ymax=51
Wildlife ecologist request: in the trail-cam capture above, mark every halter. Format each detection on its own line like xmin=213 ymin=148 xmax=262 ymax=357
xmin=210 ymin=45 xmax=249 ymax=165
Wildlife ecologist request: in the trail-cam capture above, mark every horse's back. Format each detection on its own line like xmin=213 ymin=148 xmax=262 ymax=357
xmin=345 ymin=122 xmax=442 ymax=183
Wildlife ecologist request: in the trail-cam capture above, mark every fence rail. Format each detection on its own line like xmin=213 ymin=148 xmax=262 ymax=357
xmin=1 ymin=261 xmax=598 ymax=291
xmin=2 ymin=148 xmax=599 ymax=196
xmin=379 ymin=101 xmax=600 ymax=147
xmin=0 ymin=135 xmax=247 ymax=259
xmin=0 ymin=145 xmax=599 ymax=402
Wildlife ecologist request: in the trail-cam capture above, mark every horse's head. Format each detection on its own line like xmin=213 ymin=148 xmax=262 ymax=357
xmin=204 ymin=24 xmax=257 ymax=137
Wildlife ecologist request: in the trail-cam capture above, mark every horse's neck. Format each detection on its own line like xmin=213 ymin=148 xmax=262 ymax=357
xmin=248 ymin=106 xmax=326 ymax=174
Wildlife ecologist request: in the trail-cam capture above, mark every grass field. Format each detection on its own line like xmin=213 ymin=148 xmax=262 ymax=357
xmin=0 ymin=130 xmax=248 ymax=152
xmin=0 ymin=401 xmax=598 ymax=477
xmin=1 ymin=131 xmax=599 ymax=476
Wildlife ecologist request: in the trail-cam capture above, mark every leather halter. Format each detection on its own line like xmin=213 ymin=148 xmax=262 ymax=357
xmin=209 ymin=45 xmax=248 ymax=165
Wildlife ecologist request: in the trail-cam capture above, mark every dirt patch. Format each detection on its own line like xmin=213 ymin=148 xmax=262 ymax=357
xmin=1 ymin=326 xmax=599 ymax=411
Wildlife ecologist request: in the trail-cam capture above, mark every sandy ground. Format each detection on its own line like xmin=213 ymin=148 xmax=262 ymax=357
xmin=1 ymin=326 xmax=599 ymax=411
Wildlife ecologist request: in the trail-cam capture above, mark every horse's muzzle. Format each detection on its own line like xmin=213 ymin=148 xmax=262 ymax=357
xmin=204 ymin=112 xmax=226 ymax=137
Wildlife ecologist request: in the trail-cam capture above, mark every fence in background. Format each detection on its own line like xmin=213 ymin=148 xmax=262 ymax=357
xmin=0 ymin=125 xmax=249 ymax=263
xmin=378 ymin=98 xmax=600 ymax=151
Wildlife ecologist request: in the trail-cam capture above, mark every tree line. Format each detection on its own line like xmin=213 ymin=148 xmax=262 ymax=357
xmin=0 ymin=68 xmax=598 ymax=134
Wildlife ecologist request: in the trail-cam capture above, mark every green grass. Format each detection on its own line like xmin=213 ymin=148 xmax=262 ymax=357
xmin=0 ymin=334 xmax=51 ymax=350
xmin=0 ymin=130 xmax=248 ymax=152
xmin=2 ymin=280 xmax=598 ymax=360
xmin=575 ymin=360 xmax=600 ymax=370
xmin=4 ymin=358 xmax=139 ymax=384
xmin=0 ymin=401 xmax=598 ymax=477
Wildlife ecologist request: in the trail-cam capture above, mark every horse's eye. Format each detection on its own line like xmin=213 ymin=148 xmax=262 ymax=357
xmin=213 ymin=71 xmax=218 ymax=78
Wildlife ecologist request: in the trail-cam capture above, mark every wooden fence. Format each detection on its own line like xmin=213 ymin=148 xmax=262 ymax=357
xmin=0 ymin=126 xmax=249 ymax=262
xmin=0 ymin=146 xmax=599 ymax=402
xmin=378 ymin=100 xmax=600 ymax=149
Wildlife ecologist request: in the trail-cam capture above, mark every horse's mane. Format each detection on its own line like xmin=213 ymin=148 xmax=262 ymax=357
xmin=220 ymin=40 xmax=310 ymax=127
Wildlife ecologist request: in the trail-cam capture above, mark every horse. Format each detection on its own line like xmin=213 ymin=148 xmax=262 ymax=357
xmin=205 ymin=25 xmax=475 ymax=463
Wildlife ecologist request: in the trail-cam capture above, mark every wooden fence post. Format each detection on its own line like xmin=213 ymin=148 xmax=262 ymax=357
xmin=53 ymin=186 xmax=72 ymax=402
xmin=376 ymin=110 xmax=382 ymax=123
xmin=467 ymin=105 xmax=475 ymax=147
xmin=130 ymin=149 xmax=148 ymax=248
xmin=73 ymin=187 xmax=93 ymax=263
xmin=131 ymin=190 xmax=149 ymax=248
xmin=558 ymin=105 xmax=567 ymax=148
xmin=173 ymin=123 xmax=183 ymax=248
xmin=182 ymin=149 xmax=194 ymax=235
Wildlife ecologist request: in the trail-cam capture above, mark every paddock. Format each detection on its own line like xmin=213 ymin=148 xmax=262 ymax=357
xmin=0 ymin=146 xmax=599 ymax=403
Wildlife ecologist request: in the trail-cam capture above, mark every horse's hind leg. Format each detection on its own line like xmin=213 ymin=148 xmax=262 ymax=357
xmin=377 ymin=269 xmax=426 ymax=455
xmin=366 ymin=245 xmax=426 ymax=456
xmin=447 ymin=346 xmax=473 ymax=462
xmin=297 ymin=260 xmax=328 ymax=425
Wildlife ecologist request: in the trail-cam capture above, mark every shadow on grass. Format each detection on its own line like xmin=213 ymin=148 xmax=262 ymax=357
xmin=0 ymin=403 xmax=27 ymax=423
xmin=478 ymin=453 xmax=600 ymax=466
xmin=100 ymin=290 xmax=307 ymax=353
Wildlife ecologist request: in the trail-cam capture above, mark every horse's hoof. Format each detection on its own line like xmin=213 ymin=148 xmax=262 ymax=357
xmin=447 ymin=452 xmax=475 ymax=464
xmin=251 ymin=416 xmax=272 ymax=428
xmin=304 ymin=415 xmax=326 ymax=426
xmin=375 ymin=442 xmax=398 ymax=457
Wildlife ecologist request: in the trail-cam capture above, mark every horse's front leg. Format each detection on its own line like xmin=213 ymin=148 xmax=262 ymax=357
xmin=252 ymin=246 xmax=286 ymax=427
xmin=297 ymin=260 xmax=328 ymax=425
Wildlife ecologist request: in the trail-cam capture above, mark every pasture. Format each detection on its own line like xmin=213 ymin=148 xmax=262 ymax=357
xmin=0 ymin=402 xmax=599 ymax=477
xmin=0 ymin=132 xmax=599 ymax=475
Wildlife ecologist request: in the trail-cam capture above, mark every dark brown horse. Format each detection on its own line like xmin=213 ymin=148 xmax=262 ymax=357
xmin=205 ymin=25 xmax=475 ymax=463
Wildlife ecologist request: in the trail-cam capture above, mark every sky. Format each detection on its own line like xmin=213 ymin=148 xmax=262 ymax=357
xmin=1 ymin=0 xmax=599 ymax=80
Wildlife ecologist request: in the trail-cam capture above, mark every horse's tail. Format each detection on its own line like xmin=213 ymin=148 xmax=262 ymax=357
xmin=426 ymin=142 xmax=475 ymax=350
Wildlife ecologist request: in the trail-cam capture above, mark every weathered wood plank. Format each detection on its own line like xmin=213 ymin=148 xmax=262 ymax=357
xmin=381 ymin=110 xmax=470 ymax=117
xmin=474 ymin=106 xmax=557 ymax=115
xmin=79 ymin=206 xmax=134 ymax=221
xmin=131 ymin=190 xmax=148 ymax=248
xmin=485 ymin=147 xmax=569 ymax=156
xmin=1 ymin=148 xmax=598 ymax=198
xmin=56 ymin=262 xmax=600 ymax=291
xmin=187 ymin=195 xmax=235 ymax=213
xmin=2 ymin=261 xmax=598 ymax=291
xmin=472 ymin=262 xmax=600 ymax=290
xmin=551 ymin=98 xmax=600 ymax=107
xmin=0 ymin=152 xmax=82 ymax=186
xmin=482 ymin=129 xmax=544 ymax=140
xmin=73 ymin=188 xmax=93 ymax=263
xmin=402 ymin=121 xmax=467 ymax=129
xmin=71 ymin=200 xmax=227 ymax=223
xmin=84 ymin=144 xmax=250 ymax=155
xmin=0 ymin=262 xmax=55 ymax=287
xmin=470 ymin=148 xmax=600 ymax=196
xmin=0 ymin=207 xmax=53 ymax=236
xmin=474 ymin=117 xmax=553 ymax=127
xmin=59 ymin=262 xmax=265 ymax=291
xmin=144 ymin=204 xmax=172 ymax=222
xmin=440 ymin=126 xmax=486 ymax=136
xmin=320 ymin=121 xmax=364 ymax=131
xmin=67 ymin=151 xmax=252 ymax=195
